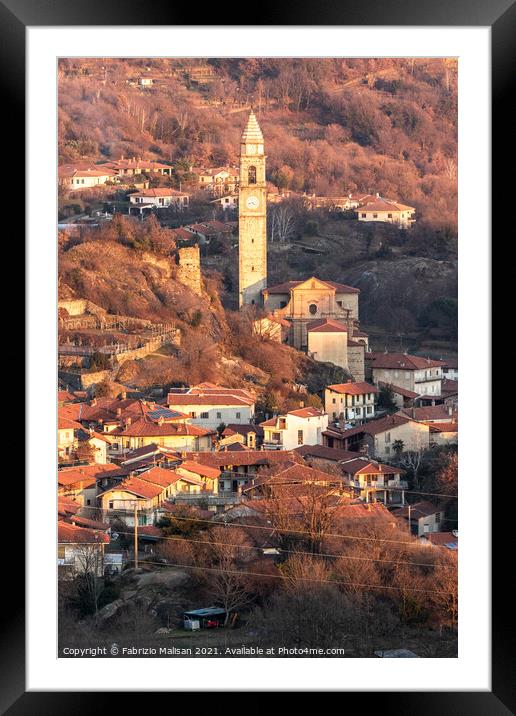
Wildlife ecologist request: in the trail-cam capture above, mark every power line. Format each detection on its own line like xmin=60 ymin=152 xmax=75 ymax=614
xmin=135 ymin=559 xmax=456 ymax=597
xmin=111 ymin=529 xmax=455 ymax=570
xmin=74 ymin=504 xmax=457 ymax=548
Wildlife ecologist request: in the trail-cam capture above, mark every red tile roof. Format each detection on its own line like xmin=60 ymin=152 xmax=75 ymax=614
xmin=57 ymin=463 xmax=120 ymax=487
xmin=99 ymin=475 xmax=164 ymax=500
xmin=367 ymin=352 xmax=445 ymax=370
xmin=177 ymin=461 xmax=221 ymax=480
xmin=130 ymin=188 xmax=188 ymax=198
xmin=378 ymin=382 xmax=419 ymax=399
xmin=58 ymin=522 xmax=110 ymax=544
xmin=58 ymin=416 xmax=83 ymax=431
xmin=327 ymin=381 xmax=379 ymax=395
xmin=182 ymin=450 xmax=303 ymax=469
xmin=329 ymin=413 xmax=418 ymax=439
xmin=294 ymin=445 xmax=361 ymax=462
xmin=400 ymin=405 xmax=457 ymax=422
xmin=115 ymin=418 xmax=214 ymax=438
xmin=340 ymin=458 xmax=405 ymax=476
xmin=307 ymin=318 xmax=349 ymax=333
xmin=394 ymin=501 xmax=441 ymax=520
xmin=356 ymin=199 xmax=415 ymax=213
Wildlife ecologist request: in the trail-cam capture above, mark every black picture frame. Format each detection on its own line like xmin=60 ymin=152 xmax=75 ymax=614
xmin=8 ymin=0 xmax=507 ymax=708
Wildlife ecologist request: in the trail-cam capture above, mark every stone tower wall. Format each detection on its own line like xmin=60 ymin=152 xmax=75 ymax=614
xmin=177 ymin=245 xmax=202 ymax=295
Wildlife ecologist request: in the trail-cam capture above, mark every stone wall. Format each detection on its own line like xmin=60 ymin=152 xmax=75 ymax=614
xmin=176 ymin=245 xmax=202 ymax=295
xmin=347 ymin=344 xmax=365 ymax=382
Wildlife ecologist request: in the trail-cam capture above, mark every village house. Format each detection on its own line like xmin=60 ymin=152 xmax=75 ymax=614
xmin=293 ymin=443 xmax=360 ymax=467
xmin=58 ymin=164 xmax=118 ymax=189
xmin=399 ymin=405 xmax=458 ymax=447
xmin=220 ymin=424 xmax=264 ymax=450
xmin=60 ymin=397 xmax=215 ymax=455
xmin=211 ymin=193 xmax=238 ymax=212
xmin=97 ymin=465 xmax=206 ymax=526
xmin=323 ymin=413 xmax=430 ymax=459
xmin=393 ymin=501 xmax=445 ymax=537
xmin=441 ymin=357 xmax=458 ymax=381
xmin=356 ymin=198 xmax=416 ymax=228
xmin=339 ymin=456 xmax=408 ymax=505
xmin=325 ymin=382 xmax=379 ymax=424
xmin=244 ymin=460 xmax=343 ymax=496
xmin=128 ymin=187 xmax=189 ymax=213
xmin=75 ymin=428 xmax=110 ymax=463
xmin=175 ymin=460 xmax=221 ymax=494
xmin=109 ymin=417 xmax=215 ymax=454
xmin=183 ymin=220 xmax=234 ymax=244
xmin=377 ymin=381 xmax=419 ymax=409
xmin=58 ymin=415 xmax=82 ymax=461
xmin=99 ymin=157 xmax=172 ymax=176
xmin=260 ymin=407 xmax=329 ymax=451
xmin=194 ymin=166 xmax=240 ymax=195
xmin=366 ymin=351 xmax=444 ymax=397
xmin=420 ymin=531 xmax=458 ymax=550
xmin=183 ymin=449 xmax=304 ymax=494
xmin=58 ymin=521 xmax=110 ymax=578
xmin=58 ymin=463 xmax=121 ymax=508
xmin=166 ymin=383 xmax=256 ymax=429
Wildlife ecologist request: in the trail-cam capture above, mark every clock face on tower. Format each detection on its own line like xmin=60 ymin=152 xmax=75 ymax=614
xmin=246 ymin=195 xmax=259 ymax=209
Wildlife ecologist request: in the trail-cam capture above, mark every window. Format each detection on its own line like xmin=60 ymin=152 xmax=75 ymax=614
xmin=309 ymin=303 xmax=317 ymax=315
xmin=385 ymin=446 xmax=390 ymax=455
xmin=332 ymin=398 xmax=336 ymax=404
xmin=216 ymin=412 xmax=222 ymax=419
xmin=337 ymin=300 xmax=343 ymax=308
xmin=388 ymin=213 xmax=392 ymax=218
xmin=109 ymin=501 xmax=114 ymax=509
xmin=361 ymin=213 xmax=366 ymax=218
xmin=385 ymin=432 xmax=391 ymax=443
xmin=297 ymin=430 xmax=304 ymax=445
xmin=200 ymin=412 xmax=209 ymax=419
xmin=373 ymin=213 xmax=378 ymax=218
xmin=248 ymin=166 xmax=257 ymax=184
xmin=436 ymin=512 xmax=441 ymax=523
xmin=236 ymin=412 xmax=241 ymax=420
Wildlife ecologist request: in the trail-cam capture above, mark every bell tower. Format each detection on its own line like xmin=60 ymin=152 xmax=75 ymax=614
xmin=238 ymin=110 xmax=267 ymax=307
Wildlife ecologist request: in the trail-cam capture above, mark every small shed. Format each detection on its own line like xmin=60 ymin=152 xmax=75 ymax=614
xmin=183 ymin=607 xmax=227 ymax=630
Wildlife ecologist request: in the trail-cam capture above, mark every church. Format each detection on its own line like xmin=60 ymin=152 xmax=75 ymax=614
xmin=238 ymin=111 xmax=367 ymax=381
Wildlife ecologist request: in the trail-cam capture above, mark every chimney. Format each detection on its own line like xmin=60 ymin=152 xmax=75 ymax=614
xmin=448 ymin=405 xmax=453 ymax=416
xmin=116 ymin=408 xmax=122 ymax=417
xmin=299 ymin=401 xmax=305 ymax=408
xmin=121 ymin=391 xmax=127 ymax=400
xmin=126 ymin=417 xmax=132 ymax=426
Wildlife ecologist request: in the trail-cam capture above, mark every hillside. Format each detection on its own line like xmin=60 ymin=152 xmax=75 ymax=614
xmin=58 ymin=57 xmax=457 ymax=230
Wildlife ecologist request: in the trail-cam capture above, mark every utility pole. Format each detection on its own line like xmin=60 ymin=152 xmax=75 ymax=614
xmin=134 ymin=502 xmax=139 ymax=570
xmin=408 ymin=504 xmax=411 ymax=535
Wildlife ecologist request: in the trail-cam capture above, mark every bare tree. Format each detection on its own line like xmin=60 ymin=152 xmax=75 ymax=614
xmin=269 ymin=204 xmax=296 ymax=243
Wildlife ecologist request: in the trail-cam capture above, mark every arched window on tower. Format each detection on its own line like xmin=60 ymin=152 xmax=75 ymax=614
xmin=248 ymin=166 xmax=257 ymax=184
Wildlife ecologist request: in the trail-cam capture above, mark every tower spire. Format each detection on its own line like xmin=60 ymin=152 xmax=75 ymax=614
xmin=241 ymin=110 xmax=264 ymax=143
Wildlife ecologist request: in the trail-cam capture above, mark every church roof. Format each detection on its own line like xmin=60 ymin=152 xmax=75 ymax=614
xmin=241 ymin=110 xmax=264 ymax=143
xmin=262 ymin=278 xmax=360 ymax=295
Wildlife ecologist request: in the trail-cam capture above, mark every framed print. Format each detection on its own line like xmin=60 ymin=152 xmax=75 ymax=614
xmin=4 ymin=0 xmax=511 ymax=707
